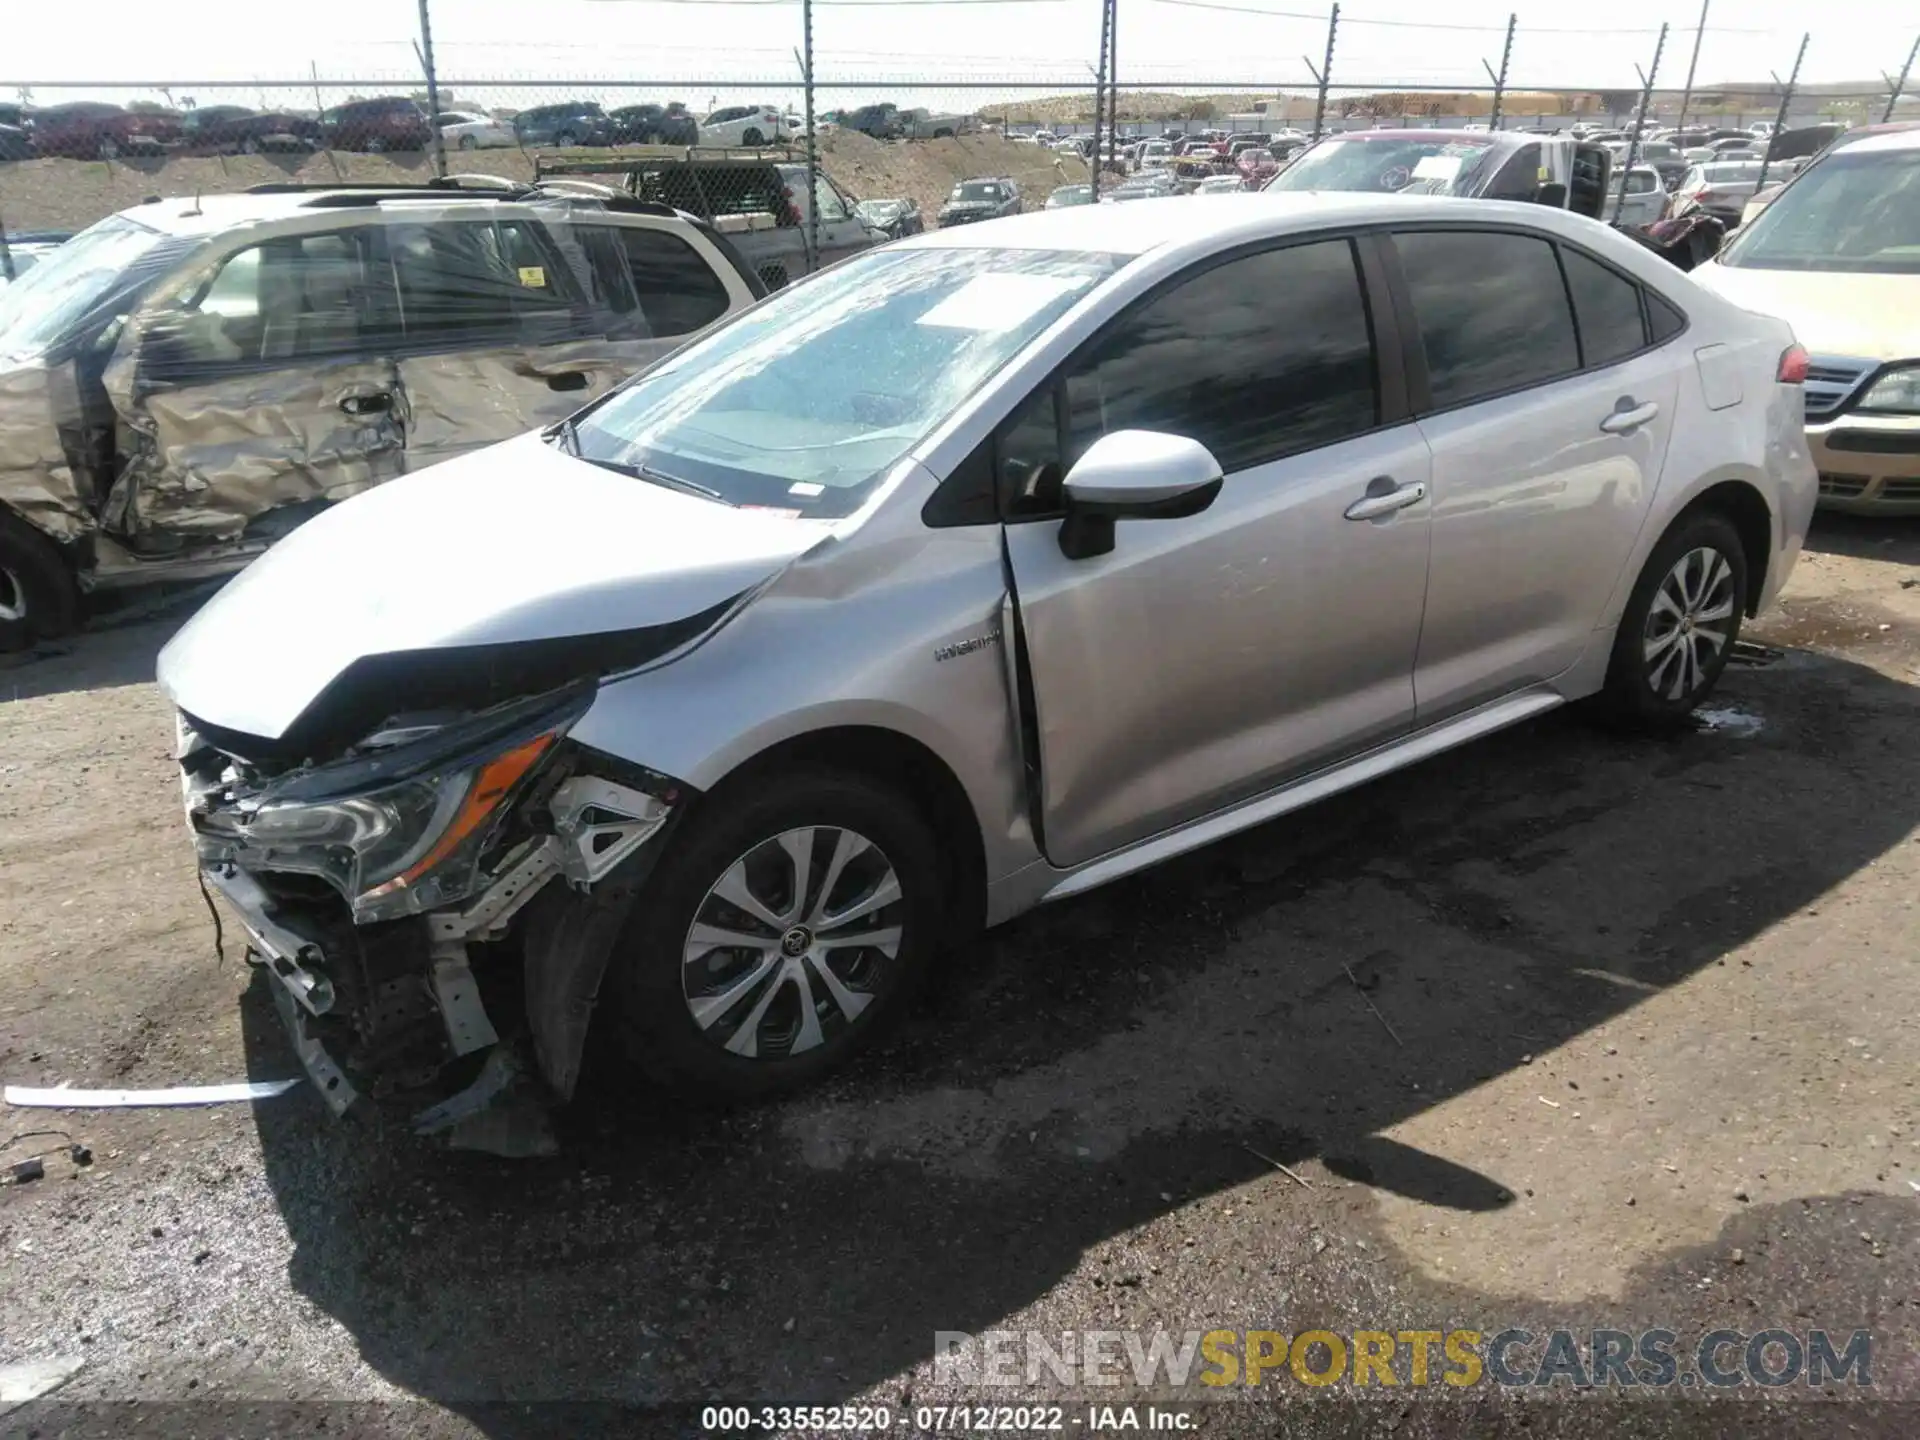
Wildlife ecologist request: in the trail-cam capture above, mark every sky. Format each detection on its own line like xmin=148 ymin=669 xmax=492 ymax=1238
xmin=6 ymin=0 xmax=1915 ymax=114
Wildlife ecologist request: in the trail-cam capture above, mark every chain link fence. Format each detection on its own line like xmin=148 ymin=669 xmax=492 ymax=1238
xmin=1 ymin=2 xmax=1917 ymax=237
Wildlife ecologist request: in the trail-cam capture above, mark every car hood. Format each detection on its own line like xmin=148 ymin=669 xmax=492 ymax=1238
xmin=157 ymin=432 xmax=833 ymax=755
xmin=1690 ymin=262 xmax=1919 ymax=360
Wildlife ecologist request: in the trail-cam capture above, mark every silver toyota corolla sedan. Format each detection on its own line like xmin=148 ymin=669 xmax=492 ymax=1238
xmin=158 ymin=193 xmax=1817 ymax=1121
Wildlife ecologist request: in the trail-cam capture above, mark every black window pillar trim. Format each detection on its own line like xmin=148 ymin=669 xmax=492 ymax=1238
xmin=1369 ymin=230 xmax=1432 ymax=414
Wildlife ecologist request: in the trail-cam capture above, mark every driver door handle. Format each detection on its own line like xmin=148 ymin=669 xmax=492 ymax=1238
xmin=339 ymin=392 xmax=393 ymax=417
xmin=1344 ymin=479 xmax=1427 ymax=521
xmin=1600 ymin=399 xmax=1660 ymax=434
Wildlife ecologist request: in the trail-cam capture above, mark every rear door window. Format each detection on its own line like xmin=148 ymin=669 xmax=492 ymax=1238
xmin=388 ymin=219 xmax=581 ymax=346
xmin=1393 ymin=229 xmax=1579 ymax=408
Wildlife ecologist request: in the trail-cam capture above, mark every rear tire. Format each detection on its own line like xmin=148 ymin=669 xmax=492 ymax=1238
xmin=610 ymin=771 xmax=942 ymax=1103
xmin=0 ymin=510 xmax=80 ymax=652
xmin=741 ymin=127 xmax=765 ymax=147
xmin=1599 ymin=508 xmax=1748 ymax=728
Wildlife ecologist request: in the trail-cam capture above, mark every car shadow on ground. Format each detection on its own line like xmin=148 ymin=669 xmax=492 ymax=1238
xmin=1802 ymin=511 xmax=1920 ymax=565
xmin=0 ymin=587 xmax=215 ymax=702
xmin=240 ymin=644 xmax=1919 ymax=1430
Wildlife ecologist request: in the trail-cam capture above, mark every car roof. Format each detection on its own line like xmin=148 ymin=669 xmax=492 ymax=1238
xmin=105 ymin=186 xmax=641 ymax=238
xmin=1830 ymin=126 xmax=1920 ymax=155
xmin=896 ymin=190 xmax=1606 ymax=258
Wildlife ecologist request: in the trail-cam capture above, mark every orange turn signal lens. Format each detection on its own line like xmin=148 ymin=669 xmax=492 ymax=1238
xmin=364 ymin=731 xmax=557 ymax=899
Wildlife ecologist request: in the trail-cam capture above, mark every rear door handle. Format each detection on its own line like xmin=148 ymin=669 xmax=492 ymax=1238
xmin=1600 ymin=399 xmax=1660 ymax=434
xmin=1344 ymin=479 xmax=1427 ymax=521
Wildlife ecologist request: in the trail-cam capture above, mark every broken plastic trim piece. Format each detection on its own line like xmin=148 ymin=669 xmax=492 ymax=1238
xmin=3 ymin=1079 xmax=302 ymax=1108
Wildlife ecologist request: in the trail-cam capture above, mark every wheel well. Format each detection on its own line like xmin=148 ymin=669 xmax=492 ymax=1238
xmin=703 ymin=726 xmax=988 ymax=937
xmin=1683 ymin=480 xmax=1772 ymax=616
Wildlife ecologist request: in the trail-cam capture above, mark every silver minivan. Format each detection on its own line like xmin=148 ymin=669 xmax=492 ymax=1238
xmin=161 ymin=194 xmax=1816 ymax=1121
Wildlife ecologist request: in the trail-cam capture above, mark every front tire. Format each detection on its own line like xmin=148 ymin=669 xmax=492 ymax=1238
xmin=741 ymin=127 xmax=765 ymax=146
xmin=458 ymin=134 xmax=476 ymax=151
xmin=1600 ymin=509 xmax=1748 ymax=727
xmin=610 ymin=772 xmax=942 ymax=1103
xmin=0 ymin=510 xmax=80 ymax=652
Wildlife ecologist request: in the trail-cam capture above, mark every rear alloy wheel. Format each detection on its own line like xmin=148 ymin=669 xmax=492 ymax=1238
xmin=611 ymin=773 xmax=941 ymax=1102
xmin=1601 ymin=510 xmax=1748 ymax=726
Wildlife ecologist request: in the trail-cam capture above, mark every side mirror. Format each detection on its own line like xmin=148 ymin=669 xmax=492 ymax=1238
xmin=1057 ymin=429 xmax=1224 ymax=560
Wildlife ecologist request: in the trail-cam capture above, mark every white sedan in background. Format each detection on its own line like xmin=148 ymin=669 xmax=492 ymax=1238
xmin=434 ymin=111 xmax=516 ymax=150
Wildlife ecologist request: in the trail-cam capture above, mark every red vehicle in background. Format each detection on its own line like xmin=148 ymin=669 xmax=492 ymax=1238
xmin=31 ymin=103 xmax=183 ymax=160
xmin=322 ymin=97 xmax=435 ymax=153
xmin=1236 ymin=145 xmax=1283 ymax=187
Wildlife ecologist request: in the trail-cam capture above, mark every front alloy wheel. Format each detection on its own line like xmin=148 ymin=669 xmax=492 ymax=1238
xmin=610 ymin=772 xmax=941 ymax=1101
xmin=682 ymin=827 xmax=901 ymax=1059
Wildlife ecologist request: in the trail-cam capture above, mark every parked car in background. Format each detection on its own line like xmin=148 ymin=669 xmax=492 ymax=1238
xmin=698 ymin=105 xmax=788 ymax=148
xmin=0 ymin=181 xmax=766 ymax=651
xmin=1235 ymin=146 xmax=1282 ymax=187
xmin=434 ymin=110 xmax=516 ymax=151
xmin=537 ymin=152 xmax=878 ymax=289
xmin=854 ymin=197 xmax=924 ymax=239
xmin=1608 ymin=165 xmax=1670 ymax=228
xmin=1674 ymin=160 xmax=1770 ymax=225
xmin=606 ymin=104 xmax=699 ymax=146
xmin=513 ymin=101 xmax=613 ymax=148
xmin=835 ymin=103 xmax=899 ymax=140
xmin=31 ymin=102 xmax=182 ymax=159
xmin=1193 ymin=174 xmax=1247 ymax=194
xmin=1637 ymin=140 xmax=1689 ymax=190
xmin=1103 ymin=172 xmax=1177 ymax=203
xmin=0 ymin=123 xmax=30 ymax=162
xmin=899 ymin=108 xmax=974 ymax=140
xmin=1267 ymin=131 xmax=1622 ymax=228
xmin=181 ymin=107 xmax=323 ymax=156
xmin=323 ymin=97 xmax=433 ymax=153
xmin=1044 ymin=183 xmax=1095 ymax=208
xmin=939 ymin=178 xmax=1021 ymax=225
xmin=1692 ymin=125 xmax=1920 ymax=513
xmin=154 ymin=193 xmax=1814 ymax=1117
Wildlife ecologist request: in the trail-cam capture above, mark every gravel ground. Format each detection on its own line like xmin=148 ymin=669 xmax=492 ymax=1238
xmin=0 ymin=515 xmax=1916 ymax=1438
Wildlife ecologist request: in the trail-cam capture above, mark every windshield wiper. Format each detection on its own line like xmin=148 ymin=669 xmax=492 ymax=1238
xmin=578 ymin=454 xmax=730 ymax=504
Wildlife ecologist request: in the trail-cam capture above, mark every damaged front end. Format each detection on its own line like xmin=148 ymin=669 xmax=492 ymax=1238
xmin=179 ymin=681 xmax=684 ymax=1130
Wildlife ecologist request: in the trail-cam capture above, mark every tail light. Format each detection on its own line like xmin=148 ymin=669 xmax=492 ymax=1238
xmin=1777 ymin=344 xmax=1809 ymax=385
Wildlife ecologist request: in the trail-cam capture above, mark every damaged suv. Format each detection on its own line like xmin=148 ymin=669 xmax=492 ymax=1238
xmin=162 ymin=195 xmax=1814 ymax=1125
xmin=0 ymin=181 xmax=763 ymax=650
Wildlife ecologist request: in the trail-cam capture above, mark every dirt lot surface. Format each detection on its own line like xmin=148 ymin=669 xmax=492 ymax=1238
xmin=1 ymin=515 xmax=1917 ymax=1437
xmin=0 ymin=132 xmax=1087 ymax=237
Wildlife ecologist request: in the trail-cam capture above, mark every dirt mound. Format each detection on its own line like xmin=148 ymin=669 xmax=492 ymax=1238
xmin=816 ymin=129 xmax=1088 ymax=217
xmin=0 ymin=133 xmax=1089 ymax=237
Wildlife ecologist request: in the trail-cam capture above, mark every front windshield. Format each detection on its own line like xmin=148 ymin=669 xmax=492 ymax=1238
xmin=953 ymin=183 xmax=1001 ymax=201
xmin=0 ymin=215 xmax=181 ymax=360
xmin=1266 ymin=136 xmax=1497 ymax=195
xmin=565 ymin=246 xmax=1122 ymax=518
xmin=1720 ymin=146 xmax=1920 ymax=273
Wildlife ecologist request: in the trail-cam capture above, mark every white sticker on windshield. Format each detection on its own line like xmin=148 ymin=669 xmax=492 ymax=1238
xmin=1412 ymin=154 xmax=1464 ymax=182
xmin=916 ymin=273 xmax=1086 ymax=332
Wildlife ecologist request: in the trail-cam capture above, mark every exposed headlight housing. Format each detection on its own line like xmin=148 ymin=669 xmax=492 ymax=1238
xmin=1855 ymin=365 xmax=1920 ymax=416
xmin=195 ymin=685 xmax=593 ymax=924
